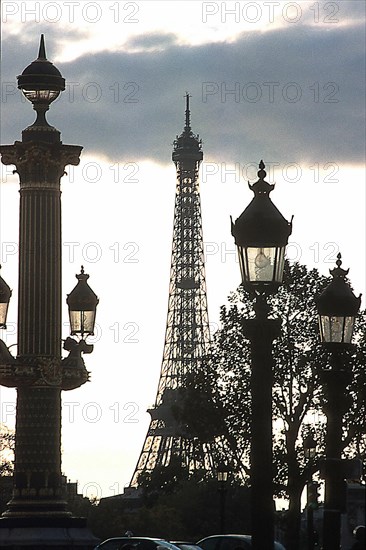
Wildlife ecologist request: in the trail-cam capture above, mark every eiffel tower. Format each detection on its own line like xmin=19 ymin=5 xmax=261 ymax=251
xmin=130 ymin=95 xmax=229 ymax=487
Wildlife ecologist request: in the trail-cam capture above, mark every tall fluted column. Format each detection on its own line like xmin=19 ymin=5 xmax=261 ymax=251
xmin=0 ymin=141 xmax=81 ymax=518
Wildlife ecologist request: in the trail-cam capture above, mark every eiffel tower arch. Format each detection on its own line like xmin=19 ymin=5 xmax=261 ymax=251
xmin=130 ymin=95 xmax=235 ymax=488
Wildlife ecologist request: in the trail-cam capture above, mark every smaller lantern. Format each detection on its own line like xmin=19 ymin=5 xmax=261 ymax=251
xmin=0 ymin=266 xmax=12 ymax=329
xmin=66 ymin=266 xmax=99 ymax=338
xmin=303 ymin=433 xmax=317 ymax=460
xmin=231 ymin=161 xmax=292 ymax=292
xmin=316 ymin=254 xmax=361 ymax=345
xmin=217 ymin=462 xmax=229 ymax=484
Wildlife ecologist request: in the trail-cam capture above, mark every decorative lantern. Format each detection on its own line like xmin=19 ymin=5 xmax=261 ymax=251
xmin=17 ymin=34 xmax=65 ymax=139
xmin=316 ymin=254 xmax=361 ymax=345
xmin=303 ymin=433 xmax=317 ymax=460
xmin=231 ymin=161 xmax=292 ymax=292
xmin=66 ymin=267 xmax=99 ymax=338
xmin=217 ymin=462 xmax=229 ymax=484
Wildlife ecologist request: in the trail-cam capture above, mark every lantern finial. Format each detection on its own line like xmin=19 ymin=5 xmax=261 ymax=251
xmin=258 ymin=159 xmax=266 ymax=178
xmin=78 ymin=265 xmax=87 ymax=279
xmin=38 ymin=34 xmax=46 ymax=60
xmin=330 ymin=253 xmax=349 ymax=279
xmin=249 ymin=160 xmax=275 ymax=195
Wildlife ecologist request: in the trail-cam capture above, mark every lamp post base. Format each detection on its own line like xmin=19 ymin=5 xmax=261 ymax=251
xmin=0 ymin=517 xmax=100 ymax=549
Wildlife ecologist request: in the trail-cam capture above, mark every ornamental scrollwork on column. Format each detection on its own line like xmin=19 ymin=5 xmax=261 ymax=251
xmin=0 ymin=142 xmax=82 ymax=186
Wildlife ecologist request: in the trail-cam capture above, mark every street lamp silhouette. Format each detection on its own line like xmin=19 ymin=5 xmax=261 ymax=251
xmin=231 ymin=160 xmax=292 ymax=550
xmin=217 ymin=462 xmax=229 ymax=534
xmin=303 ymin=432 xmax=318 ymax=550
xmin=315 ymin=253 xmax=361 ymax=550
xmin=0 ymin=35 xmax=99 ymax=548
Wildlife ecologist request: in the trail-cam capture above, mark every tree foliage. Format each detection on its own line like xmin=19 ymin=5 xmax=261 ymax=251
xmin=92 ymin=479 xmax=251 ymax=542
xmin=152 ymin=367 xmax=226 ymax=445
xmin=0 ymin=425 xmax=14 ymax=477
xmin=137 ymin=454 xmax=190 ymax=504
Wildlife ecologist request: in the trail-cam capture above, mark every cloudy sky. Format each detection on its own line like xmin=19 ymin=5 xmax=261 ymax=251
xmin=0 ymin=1 xmax=365 ymax=500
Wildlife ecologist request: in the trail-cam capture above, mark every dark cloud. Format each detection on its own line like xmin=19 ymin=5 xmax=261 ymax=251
xmin=125 ymin=32 xmax=178 ymax=50
xmin=1 ymin=22 xmax=365 ymax=166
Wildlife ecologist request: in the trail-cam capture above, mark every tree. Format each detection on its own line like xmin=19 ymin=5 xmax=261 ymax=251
xmin=0 ymin=424 xmax=14 ymax=477
xmin=0 ymin=425 xmax=15 ymax=514
xmin=137 ymin=454 xmax=190 ymax=505
xmin=212 ymin=261 xmax=366 ymax=550
xmin=92 ymin=479 xmax=251 ymax=541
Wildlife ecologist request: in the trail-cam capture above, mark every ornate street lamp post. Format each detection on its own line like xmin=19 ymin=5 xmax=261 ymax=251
xmin=315 ymin=253 xmax=361 ymax=550
xmin=0 ymin=36 xmax=99 ymax=548
xmin=231 ymin=161 xmax=292 ymax=550
xmin=217 ymin=462 xmax=229 ymax=534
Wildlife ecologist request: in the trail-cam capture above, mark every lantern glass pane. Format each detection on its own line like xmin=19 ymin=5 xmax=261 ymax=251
xmin=274 ymin=246 xmax=286 ymax=283
xmin=319 ymin=315 xmax=355 ymax=344
xmin=237 ymin=246 xmax=286 ymax=287
xmin=217 ymin=470 xmax=228 ymax=483
xmin=304 ymin=447 xmax=316 ymax=460
xmin=23 ymin=89 xmax=60 ymax=103
xmin=248 ymin=247 xmax=275 ymax=282
xmin=69 ymin=310 xmax=96 ymax=336
xmin=0 ymin=302 xmax=9 ymax=327
xmin=246 ymin=247 xmax=278 ymax=283
xmin=237 ymin=246 xmax=247 ymax=284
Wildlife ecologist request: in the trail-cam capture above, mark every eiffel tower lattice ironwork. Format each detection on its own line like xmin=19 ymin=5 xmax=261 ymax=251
xmin=130 ymin=95 xmax=229 ymax=487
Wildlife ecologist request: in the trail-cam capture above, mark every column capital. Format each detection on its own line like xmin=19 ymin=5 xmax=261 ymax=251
xmin=0 ymin=141 xmax=82 ymax=188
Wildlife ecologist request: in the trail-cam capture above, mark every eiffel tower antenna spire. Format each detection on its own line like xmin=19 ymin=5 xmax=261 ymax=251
xmin=185 ymin=91 xmax=191 ymax=131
